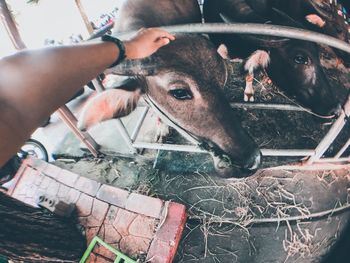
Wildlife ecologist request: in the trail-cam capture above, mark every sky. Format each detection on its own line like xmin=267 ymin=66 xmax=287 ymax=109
xmin=0 ymin=0 xmax=121 ymax=57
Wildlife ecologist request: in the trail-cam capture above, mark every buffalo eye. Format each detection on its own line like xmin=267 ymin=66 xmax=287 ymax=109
xmin=294 ymin=54 xmax=309 ymax=65
xmin=169 ymin=89 xmax=193 ymax=100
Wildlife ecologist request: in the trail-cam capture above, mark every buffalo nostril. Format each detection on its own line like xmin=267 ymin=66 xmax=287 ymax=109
xmin=244 ymin=151 xmax=262 ymax=171
xmin=216 ymin=158 xmax=231 ymax=169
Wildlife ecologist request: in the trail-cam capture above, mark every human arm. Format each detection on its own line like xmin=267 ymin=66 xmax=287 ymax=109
xmin=0 ymin=28 xmax=175 ymax=166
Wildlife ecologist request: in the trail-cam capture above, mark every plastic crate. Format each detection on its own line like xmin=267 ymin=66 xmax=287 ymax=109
xmin=80 ymin=236 xmax=137 ymax=263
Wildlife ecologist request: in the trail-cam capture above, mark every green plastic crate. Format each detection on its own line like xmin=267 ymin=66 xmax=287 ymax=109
xmin=80 ymin=236 xmax=137 ymax=263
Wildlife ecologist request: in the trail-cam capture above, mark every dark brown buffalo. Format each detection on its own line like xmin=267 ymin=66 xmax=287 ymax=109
xmin=271 ymin=0 xmax=350 ymax=64
xmin=203 ymin=0 xmax=342 ymax=116
xmin=78 ymin=0 xmax=261 ymax=178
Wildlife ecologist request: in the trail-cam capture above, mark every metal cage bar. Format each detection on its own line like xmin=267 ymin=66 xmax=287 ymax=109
xmin=129 ymin=24 xmax=350 ymax=165
xmin=131 ymin=106 xmax=150 ymax=142
xmin=114 ymin=119 xmax=137 ymax=155
xmin=335 ymin=137 xmax=350 ymax=158
xmin=116 ymin=23 xmax=350 ymax=54
xmin=57 ymin=106 xmax=99 ymax=157
xmin=230 ymin=102 xmax=305 ymax=111
xmin=72 ymin=23 xmax=350 ymax=166
xmin=307 ymin=95 xmax=350 ymax=164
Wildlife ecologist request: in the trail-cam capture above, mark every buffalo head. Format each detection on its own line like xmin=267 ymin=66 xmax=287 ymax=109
xmin=216 ymin=10 xmax=341 ymax=117
xmin=78 ymin=34 xmax=262 ymax=178
xmin=267 ymin=39 xmax=340 ymax=116
xmin=304 ymin=1 xmax=350 ymax=66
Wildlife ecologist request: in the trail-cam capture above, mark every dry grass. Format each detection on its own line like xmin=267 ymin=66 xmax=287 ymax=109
xmin=282 ymin=222 xmax=326 ymax=262
xmin=167 ymin=168 xmax=350 ymax=261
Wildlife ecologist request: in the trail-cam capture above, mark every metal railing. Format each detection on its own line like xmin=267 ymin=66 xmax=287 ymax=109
xmin=66 ymin=23 xmax=349 ymax=167
xmin=112 ymin=97 xmax=349 ymax=166
xmin=109 ymin=23 xmax=350 ymax=166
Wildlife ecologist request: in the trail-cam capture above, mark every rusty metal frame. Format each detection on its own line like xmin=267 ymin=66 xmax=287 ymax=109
xmin=57 ymin=106 xmax=100 ymax=157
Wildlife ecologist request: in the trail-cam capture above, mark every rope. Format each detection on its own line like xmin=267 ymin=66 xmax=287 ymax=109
xmin=251 ymin=76 xmax=336 ymax=119
xmin=275 ymin=90 xmax=336 ymax=120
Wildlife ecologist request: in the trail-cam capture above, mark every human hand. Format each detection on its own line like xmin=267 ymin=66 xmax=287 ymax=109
xmin=123 ymin=27 xmax=175 ymax=59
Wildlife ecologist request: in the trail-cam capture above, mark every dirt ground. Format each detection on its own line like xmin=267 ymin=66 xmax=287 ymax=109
xmin=54 ymin=155 xmax=350 ymax=262
xmin=53 ymin=46 xmax=350 ymax=262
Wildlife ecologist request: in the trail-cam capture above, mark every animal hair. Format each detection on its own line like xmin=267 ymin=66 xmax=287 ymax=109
xmin=78 ymin=88 xmax=141 ymax=131
xmin=244 ymin=50 xmax=270 ymax=74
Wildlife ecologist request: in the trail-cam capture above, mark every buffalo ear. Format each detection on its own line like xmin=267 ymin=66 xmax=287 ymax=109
xmin=217 ymin=44 xmax=230 ymax=59
xmin=305 ymin=14 xmax=326 ymax=28
xmin=78 ymin=88 xmax=141 ymax=131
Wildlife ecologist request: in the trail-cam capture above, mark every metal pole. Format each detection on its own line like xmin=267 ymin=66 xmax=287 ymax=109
xmin=133 ymin=142 xmax=206 ymax=153
xmin=270 ymin=163 xmax=349 ymax=171
xmin=87 ymin=23 xmax=114 ymax=40
xmin=314 ymin=157 xmax=350 ymax=163
xmin=114 ymin=119 xmax=137 ymax=154
xmin=115 ymin=23 xmax=350 ymax=54
xmin=167 ymin=23 xmax=350 ymax=53
xmin=57 ymin=106 xmax=100 ymax=157
xmin=133 ymin=141 xmax=316 ymax=157
xmin=79 ymin=10 xmax=106 ymax=93
xmin=230 ymin=102 xmax=304 ymax=111
xmin=307 ymin=96 xmax=350 ymax=164
xmin=335 ymin=137 xmax=350 ymax=158
xmin=130 ymin=106 xmax=149 ymax=142
xmin=261 ymin=149 xmax=314 ymax=157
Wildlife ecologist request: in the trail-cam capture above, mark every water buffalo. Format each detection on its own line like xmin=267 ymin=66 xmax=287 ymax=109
xmin=78 ymin=0 xmax=262 ymax=178
xmin=203 ymin=0 xmax=342 ymax=116
xmin=270 ymin=0 xmax=350 ymax=65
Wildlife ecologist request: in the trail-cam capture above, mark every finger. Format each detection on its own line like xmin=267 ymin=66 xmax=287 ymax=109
xmin=167 ymin=34 xmax=176 ymax=41
xmin=162 ymin=32 xmax=175 ymax=41
xmin=155 ymin=37 xmax=171 ymax=47
xmin=161 ymin=32 xmax=175 ymax=41
xmin=151 ymin=28 xmax=175 ymax=41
